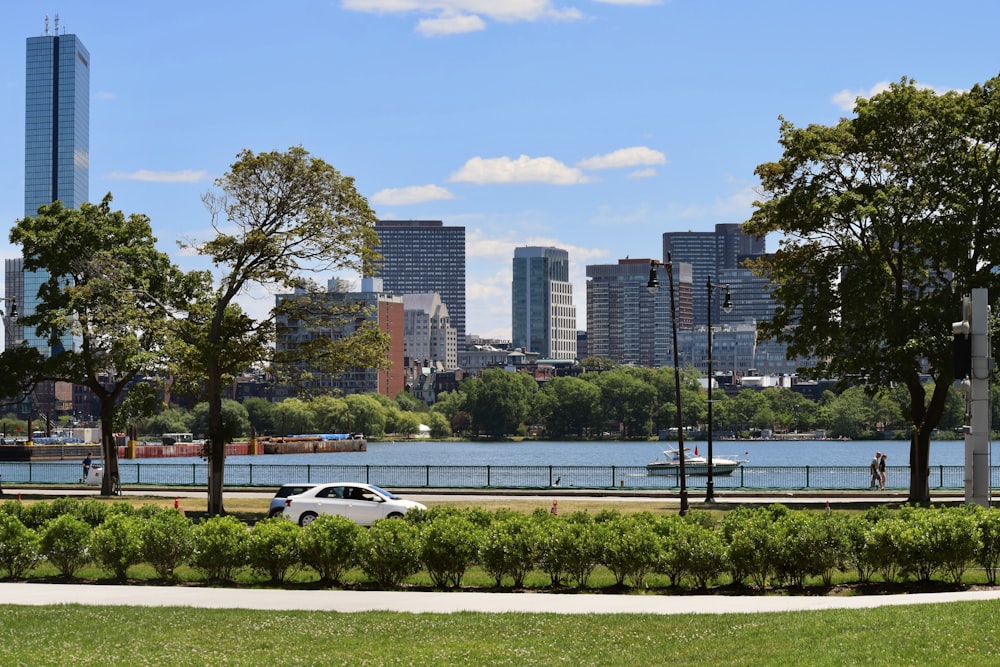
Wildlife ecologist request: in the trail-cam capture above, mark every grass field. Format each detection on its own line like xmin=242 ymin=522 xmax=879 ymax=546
xmin=3 ymin=600 xmax=1000 ymax=666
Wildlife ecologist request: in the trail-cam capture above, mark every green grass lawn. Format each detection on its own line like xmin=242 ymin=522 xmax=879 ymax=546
xmin=2 ymin=600 xmax=1000 ymax=666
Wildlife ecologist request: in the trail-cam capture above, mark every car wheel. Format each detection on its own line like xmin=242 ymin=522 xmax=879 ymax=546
xmin=387 ymin=512 xmax=404 ymax=519
xmin=299 ymin=512 xmax=318 ymax=526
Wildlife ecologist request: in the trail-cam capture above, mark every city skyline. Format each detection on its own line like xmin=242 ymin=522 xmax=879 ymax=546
xmin=3 ymin=2 xmax=1000 ymax=339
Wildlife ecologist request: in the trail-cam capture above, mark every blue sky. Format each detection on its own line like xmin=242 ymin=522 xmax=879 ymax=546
xmin=3 ymin=1 xmax=1000 ymax=339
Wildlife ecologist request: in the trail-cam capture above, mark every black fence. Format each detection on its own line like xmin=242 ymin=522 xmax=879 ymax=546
xmin=0 ymin=462 xmax=987 ymax=491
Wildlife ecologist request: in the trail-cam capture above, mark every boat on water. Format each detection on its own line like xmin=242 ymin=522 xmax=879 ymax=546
xmin=646 ymin=447 xmax=747 ymax=476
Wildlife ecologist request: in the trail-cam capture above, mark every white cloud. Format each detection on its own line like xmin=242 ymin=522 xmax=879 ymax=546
xmin=106 ymin=169 xmax=209 ymax=183
xmin=832 ymin=82 xmax=893 ymax=112
xmin=578 ymin=146 xmax=666 ymax=170
xmin=417 ymin=13 xmax=486 ymax=35
xmin=371 ymin=184 xmax=456 ymax=205
xmin=341 ymin=0 xmax=582 ymax=34
xmin=450 ymin=155 xmax=589 ymax=185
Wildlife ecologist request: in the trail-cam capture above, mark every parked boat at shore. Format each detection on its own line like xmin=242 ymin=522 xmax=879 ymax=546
xmin=646 ymin=447 xmax=747 ymax=476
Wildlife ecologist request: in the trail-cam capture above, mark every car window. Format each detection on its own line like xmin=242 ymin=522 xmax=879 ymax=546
xmin=276 ymin=485 xmax=313 ymax=498
xmin=316 ymin=486 xmax=343 ymax=499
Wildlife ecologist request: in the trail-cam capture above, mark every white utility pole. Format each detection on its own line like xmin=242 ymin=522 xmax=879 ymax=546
xmin=958 ymin=288 xmax=992 ymax=507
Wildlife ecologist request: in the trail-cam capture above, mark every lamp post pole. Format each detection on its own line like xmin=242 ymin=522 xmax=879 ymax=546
xmin=706 ymin=276 xmax=731 ymax=503
xmin=649 ymin=257 xmax=688 ymax=515
xmin=0 ymin=297 xmax=16 ymax=350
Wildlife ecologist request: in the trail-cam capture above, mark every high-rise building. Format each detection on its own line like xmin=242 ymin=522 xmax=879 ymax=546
xmin=586 ymin=258 xmax=691 ymax=367
xmin=662 ymin=224 xmax=764 ymax=327
xmin=272 ymin=278 xmax=405 ymax=398
xmin=8 ymin=22 xmax=90 ymax=354
xmin=374 ymin=220 xmax=466 ymax=351
xmin=402 ymin=293 xmax=458 ymax=370
xmin=512 ymin=247 xmax=577 ymax=360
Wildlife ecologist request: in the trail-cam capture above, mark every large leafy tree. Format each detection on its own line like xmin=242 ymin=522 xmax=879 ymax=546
xmin=175 ymin=146 xmax=387 ymax=515
xmin=465 ymin=369 xmax=537 ymax=439
xmin=746 ymin=77 xmax=1000 ymax=502
xmin=9 ymin=195 xmax=188 ymax=494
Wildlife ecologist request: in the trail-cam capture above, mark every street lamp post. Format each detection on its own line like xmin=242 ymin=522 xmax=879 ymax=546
xmin=705 ymin=276 xmax=732 ymax=503
xmin=0 ymin=297 xmax=17 ymax=348
xmin=648 ymin=256 xmax=688 ymax=515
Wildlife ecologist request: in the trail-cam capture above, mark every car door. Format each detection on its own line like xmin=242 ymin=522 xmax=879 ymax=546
xmin=342 ymin=485 xmax=384 ymax=526
xmin=312 ymin=485 xmax=350 ymax=519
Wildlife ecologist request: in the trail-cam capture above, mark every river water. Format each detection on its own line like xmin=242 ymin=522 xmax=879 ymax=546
xmin=139 ymin=438 xmax=974 ymax=468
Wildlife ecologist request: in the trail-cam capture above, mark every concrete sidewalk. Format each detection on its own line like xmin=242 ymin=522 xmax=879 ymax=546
xmin=3 ymin=582 xmax=1000 ymax=615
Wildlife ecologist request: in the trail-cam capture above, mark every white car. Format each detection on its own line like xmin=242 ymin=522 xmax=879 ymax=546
xmin=281 ymin=482 xmax=426 ymax=527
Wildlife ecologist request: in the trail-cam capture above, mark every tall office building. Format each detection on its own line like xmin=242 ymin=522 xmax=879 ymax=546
xmin=374 ymin=220 xmax=466 ymax=351
xmin=512 ymin=247 xmax=577 ymax=360
xmin=662 ymin=223 xmax=764 ymax=327
xmin=586 ymin=258 xmax=691 ymax=368
xmin=7 ymin=21 xmax=90 ymax=353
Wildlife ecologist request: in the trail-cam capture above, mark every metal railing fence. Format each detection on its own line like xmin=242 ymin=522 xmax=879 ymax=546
xmin=0 ymin=462 xmax=986 ymax=491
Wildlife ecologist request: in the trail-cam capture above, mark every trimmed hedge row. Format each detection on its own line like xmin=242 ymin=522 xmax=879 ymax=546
xmin=3 ymin=498 xmax=1000 ymax=590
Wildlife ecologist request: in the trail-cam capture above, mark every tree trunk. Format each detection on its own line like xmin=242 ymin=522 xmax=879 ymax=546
xmin=206 ymin=367 xmax=226 ymax=516
xmin=907 ymin=427 xmax=931 ymax=504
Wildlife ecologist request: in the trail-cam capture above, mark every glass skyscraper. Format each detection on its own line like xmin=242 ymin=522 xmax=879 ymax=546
xmin=512 ymin=246 xmax=577 ymax=360
xmin=6 ymin=27 xmax=89 ymax=353
xmin=25 ymin=30 xmax=90 ymax=218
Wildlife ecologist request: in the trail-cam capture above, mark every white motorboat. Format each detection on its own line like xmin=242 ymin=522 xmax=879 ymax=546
xmin=646 ymin=447 xmax=746 ymax=476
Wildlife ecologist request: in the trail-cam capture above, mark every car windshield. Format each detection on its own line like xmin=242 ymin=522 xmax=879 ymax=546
xmin=368 ymin=484 xmax=398 ymax=499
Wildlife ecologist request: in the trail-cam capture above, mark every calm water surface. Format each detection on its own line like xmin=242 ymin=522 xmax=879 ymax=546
xmin=144 ymin=439 xmax=976 ymax=468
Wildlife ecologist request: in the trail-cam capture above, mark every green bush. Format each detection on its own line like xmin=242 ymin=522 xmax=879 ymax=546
xmin=192 ymin=515 xmax=248 ymax=582
xmin=91 ymin=513 xmax=144 ymax=581
xmin=772 ymin=513 xmax=847 ymax=588
xmin=845 ymin=510 xmax=884 ymax=584
xmin=39 ymin=513 xmax=92 ymax=578
xmin=601 ymin=512 xmax=661 ymax=588
xmin=867 ymin=516 xmax=905 ymax=583
xmin=558 ymin=515 xmax=606 ymax=589
xmin=660 ymin=516 xmax=727 ymax=589
xmin=0 ymin=513 xmax=40 ymax=579
xmin=975 ymin=507 xmax=1000 ymax=585
xmin=297 ymin=514 xmax=364 ymax=586
xmin=921 ymin=507 xmax=980 ymax=584
xmin=246 ymin=517 xmax=302 ymax=584
xmin=419 ymin=512 xmax=481 ymax=589
xmin=141 ymin=509 xmax=195 ymax=580
xmin=479 ymin=513 xmax=541 ymax=588
xmin=359 ymin=518 xmax=422 ymax=588
xmin=722 ymin=506 xmax=777 ymax=588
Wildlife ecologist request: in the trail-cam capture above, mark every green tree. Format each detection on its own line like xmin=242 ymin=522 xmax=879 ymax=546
xmin=242 ymin=397 xmax=275 ymax=436
xmin=536 ymin=376 xmax=602 ymax=439
xmin=10 ymin=195 xmax=189 ymax=495
xmin=172 ymin=147 xmax=386 ymax=515
xmin=190 ymin=399 xmax=249 ymax=442
xmin=307 ymin=395 xmax=350 ymax=433
xmin=589 ymin=368 xmax=657 ymax=439
xmin=139 ymin=407 xmax=192 ymax=438
xmin=344 ymin=393 xmax=388 ymax=437
xmin=271 ymin=398 xmax=316 ymax=436
xmin=747 ymin=77 xmax=1000 ymax=502
xmin=465 ymin=370 xmax=537 ymax=439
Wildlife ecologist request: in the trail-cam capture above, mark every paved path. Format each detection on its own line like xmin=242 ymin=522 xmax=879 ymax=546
xmin=3 ymin=583 xmax=1000 ymax=615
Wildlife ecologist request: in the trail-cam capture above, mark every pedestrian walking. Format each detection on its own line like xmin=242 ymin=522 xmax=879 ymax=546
xmin=870 ymin=451 xmax=881 ymax=490
xmin=879 ymin=453 xmax=887 ymax=490
xmin=82 ymin=452 xmax=92 ymax=483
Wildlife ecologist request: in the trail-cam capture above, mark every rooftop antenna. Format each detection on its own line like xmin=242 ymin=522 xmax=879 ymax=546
xmin=54 ymin=14 xmax=60 ymax=34
xmin=44 ymin=14 xmax=49 ymax=35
